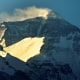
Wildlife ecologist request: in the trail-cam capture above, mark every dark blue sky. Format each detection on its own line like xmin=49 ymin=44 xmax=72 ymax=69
xmin=0 ymin=0 xmax=80 ymax=27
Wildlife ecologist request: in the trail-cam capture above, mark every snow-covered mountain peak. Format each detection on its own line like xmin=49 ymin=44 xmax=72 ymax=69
xmin=0 ymin=11 xmax=80 ymax=79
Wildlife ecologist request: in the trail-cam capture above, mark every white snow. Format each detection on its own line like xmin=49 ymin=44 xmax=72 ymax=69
xmin=4 ymin=37 xmax=44 ymax=62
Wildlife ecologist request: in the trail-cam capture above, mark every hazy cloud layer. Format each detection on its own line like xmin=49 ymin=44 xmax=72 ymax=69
xmin=0 ymin=6 xmax=52 ymax=22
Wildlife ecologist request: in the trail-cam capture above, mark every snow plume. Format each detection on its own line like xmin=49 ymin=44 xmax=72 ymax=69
xmin=0 ymin=6 xmax=51 ymax=22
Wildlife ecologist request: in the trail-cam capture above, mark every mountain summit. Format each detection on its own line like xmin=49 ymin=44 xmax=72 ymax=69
xmin=0 ymin=9 xmax=80 ymax=80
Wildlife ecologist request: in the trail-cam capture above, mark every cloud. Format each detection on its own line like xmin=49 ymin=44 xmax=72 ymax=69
xmin=0 ymin=6 xmax=52 ymax=22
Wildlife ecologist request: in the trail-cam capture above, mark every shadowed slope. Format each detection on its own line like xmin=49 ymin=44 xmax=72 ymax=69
xmin=0 ymin=14 xmax=80 ymax=80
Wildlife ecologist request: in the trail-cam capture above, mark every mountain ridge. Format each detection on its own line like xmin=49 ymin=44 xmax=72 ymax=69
xmin=0 ymin=14 xmax=80 ymax=80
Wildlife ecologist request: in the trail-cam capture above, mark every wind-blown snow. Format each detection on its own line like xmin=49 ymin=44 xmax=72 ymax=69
xmin=4 ymin=37 xmax=44 ymax=62
xmin=0 ymin=7 xmax=52 ymax=22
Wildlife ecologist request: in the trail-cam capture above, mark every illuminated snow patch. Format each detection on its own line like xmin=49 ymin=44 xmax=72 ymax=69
xmin=4 ymin=37 xmax=44 ymax=62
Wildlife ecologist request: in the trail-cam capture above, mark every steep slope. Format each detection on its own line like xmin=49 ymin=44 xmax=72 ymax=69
xmin=4 ymin=37 xmax=44 ymax=62
xmin=0 ymin=12 xmax=80 ymax=80
xmin=0 ymin=24 xmax=6 ymax=47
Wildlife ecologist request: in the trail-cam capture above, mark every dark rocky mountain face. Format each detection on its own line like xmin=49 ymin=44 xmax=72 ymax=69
xmin=4 ymin=17 xmax=45 ymax=46
xmin=0 ymin=15 xmax=80 ymax=80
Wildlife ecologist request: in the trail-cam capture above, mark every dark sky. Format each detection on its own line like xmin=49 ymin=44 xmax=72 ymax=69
xmin=0 ymin=0 xmax=80 ymax=27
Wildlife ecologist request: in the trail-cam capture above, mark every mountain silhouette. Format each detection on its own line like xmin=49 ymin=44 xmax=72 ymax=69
xmin=0 ymin=12 xmax=80 ymax=80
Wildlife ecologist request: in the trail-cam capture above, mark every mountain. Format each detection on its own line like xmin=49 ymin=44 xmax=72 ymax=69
xmin=0 ymin=11 xmax=80 ymax=80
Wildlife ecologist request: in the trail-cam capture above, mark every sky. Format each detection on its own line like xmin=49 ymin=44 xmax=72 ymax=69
xmin=0 ymin=0 xmax=80 ymax=27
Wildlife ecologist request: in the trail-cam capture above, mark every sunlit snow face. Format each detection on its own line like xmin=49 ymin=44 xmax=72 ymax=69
xmin=3 ymin=37 xmax=45 ymax=62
